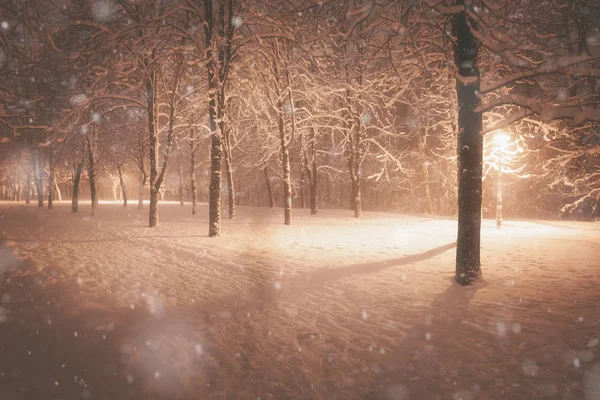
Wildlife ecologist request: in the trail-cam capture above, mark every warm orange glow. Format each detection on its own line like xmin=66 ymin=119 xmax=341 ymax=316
xmin=494 ymin=130 xmax=511 ymax=145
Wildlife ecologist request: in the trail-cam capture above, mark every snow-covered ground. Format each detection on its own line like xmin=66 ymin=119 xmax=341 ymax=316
xmin=0 ymin=201 xmax=598 ymax=400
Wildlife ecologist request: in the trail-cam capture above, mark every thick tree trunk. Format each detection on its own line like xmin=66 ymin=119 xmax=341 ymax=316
xmin=454 ymin=2 xmax=483 ymax=285
xmin=300 ymin=155 xmax=306 ymax=209
xmin=422 ymin=157 xmax=433 ymax=214
xmin=48 ymin=151 xmax=54 ymax=210
xmin=31 ymin=149 xmax=44 ymax=207
xmin=310 ymin=127 xmax=318 ymax=215
xmin=353 ymin=179 xmax=362 ymax=218
xmin=148 ymin=73 xmax=159 ymax=228
xmin=278 ymin=106 xmax=292 ymax=225
xmin=190 ymin=140 xmax=198 ymax=215
xmin=349 ymin=177 xmax=356 ymax=211
xmin=264 ymin=166 xmax=275 ymax=208
xmin=178 ymin=157 xmax=184 ymax=206
xmin=72 ymin=163 xmax=82 ymax=213
xmin=138 ymin=173 xmax=145 ymax=209
xmin=54 ymin=178 xmax=62 ymax=202
xmin=25 ymin=171 xmax=31 ymax=204
xmin=207 ymin=91 xmax=222 ymax=236
xmin=117 ymin=164 xmax=128 ymax=208
xmin=224 ymin=154 xmax=235 ymax=218
xmin=86 ymin=136 xmax=97 ymax=216
xmin=223 ymin=128 xmax=235 ymax=219
xmin=146 ymin=57 xmax=179 ymax=226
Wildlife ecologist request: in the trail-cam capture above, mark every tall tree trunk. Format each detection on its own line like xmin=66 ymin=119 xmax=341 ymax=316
xmin=148 ymin=74 xmax=159 ymax=227
xmin=353 ymin=179 xmax=362 ymax=218
xmin=310 ymin=127 xmax=318 ymax=215
xmin=54 ymin=179 xmax=62 ymax=202
xmin=277 ymin=104 xmax=292 ymax=225
xmin=352 ymin=124 xmax=363 ymax=218
xmin=72 ymin=163 xmax=82 ymax=213
xmin=264 ymin=165 xmax=275 ymax=208
xmin=207 ymin=90 xmax=222 ymax=236
xmin=421 ymin=150 xmax=433 ymax=214
xmin=148 ymin=58 xmax=180 ymax=227
xmin=178 ymin=157 xmax=184 ymax=206
xmin=300 ymin=149 xmax=306 ymax=209
xmin=117 ymin=164 xmax=128 ymax=208
xmin=48 ymin=151 xmax=54 ymax=209
xmin=31 ymin=149 xmax=44 ymax=207
xmin=25 ymin=171 xmax=31 ymax=204
xmin=454 ymin=1 xmax=483 ymax=285
xmin=223 ymin=127 xmax=235 ymax=219
xmin=190 ymin=137 xmax=198 ymax=215
xmin=138 ymin=173 xmax=145 ymax=210
xmin=86 ymin=136 xmax=97 ymax=216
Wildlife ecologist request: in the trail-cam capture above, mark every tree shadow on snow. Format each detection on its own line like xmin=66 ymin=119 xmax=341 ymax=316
xmin=287 ymin=242 xmax=457 ymax=291
xmin=366 ymin=278 xmax=487 ymax=400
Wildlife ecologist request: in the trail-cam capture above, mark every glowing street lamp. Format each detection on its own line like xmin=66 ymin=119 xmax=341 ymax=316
xmin=494 ymin=131 xmax=510 ymax=229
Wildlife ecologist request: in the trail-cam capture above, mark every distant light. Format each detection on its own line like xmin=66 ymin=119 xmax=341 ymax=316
xmin=495 ymin=130 xmax=510 ymax=144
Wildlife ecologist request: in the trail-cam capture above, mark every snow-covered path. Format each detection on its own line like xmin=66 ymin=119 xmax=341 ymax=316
xmin=0 ymin=202 xmax=599 ymax=399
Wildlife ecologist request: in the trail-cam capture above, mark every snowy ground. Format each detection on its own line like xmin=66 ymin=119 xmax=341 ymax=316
xmin=0 ymin=201 xmax=599 ymax=400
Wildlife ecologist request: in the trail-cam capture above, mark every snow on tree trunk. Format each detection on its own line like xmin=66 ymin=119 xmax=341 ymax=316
xmin=190 ymin=138 xmax=198 ymax=215
xmin=422 ymin=158 xmax=433 ymax=214
xmin=147 ymin=73 xmax=159 ymax=228
xmin=47 ymin=151 xmax=54 ymax=210
xmin=454 ymin=1 xmax=483 ymax=285
xmin=138 ymin=174 xmax=145 ymax=210
xmin=53 ymin=178 xmax=62 ymax=202
xmin=25 ymin=171 xmax=31 ymax=205
xmin=31 ymin=149 xmax=43 ymax=207
xmin=277 ymin=101 xmax=292 ymax=225
xmin=264 ymin=165 xmax=275 ymax=208
xmin=223 ymin=141 xmax=235 ymax=219
xmin=300 ymin=149 xmax=306 ymax=209
xmin=353 ymin=179 xmax=362 ymax=218
xmin=72 ymin=163 xmax=82 ymax=213
xmin=149 ymin=186 xmax=159 ymax=227
xmin=178 ymin=157 xmax=184 ymax=206
xmin=117 ymin=164 xmax=127 ymax=208
xmin=310 ymin=127 xmax=318 ymax=215
xmin=86 ymin=136 xmax=97 ymax=216
xmin=207 ymin=89 xmax=222 ymax=236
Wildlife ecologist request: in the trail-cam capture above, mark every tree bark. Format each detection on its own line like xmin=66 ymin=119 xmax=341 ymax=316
xmin=148 ymin=72 xmax=159 ymax=227
xmin=31 ymin=149 xmax=44 ymax=207
xmin=25 ymin=171 xmax=31 ymax=204
xmin=310 ymin=127 xmax=318 ymax=215
xmin=454 ymin=1 xmax=483 ymax=285
xmin=300 ymin=151 xmax=306 ymax=209
xmin=422 ymin=159 xmax=433 ymax=214
xmin=277 ymin=103 xmax=292 ymax=225
xmin=48 ymin=150 xmax=54 ymax=209
xmin=138 ymin=173 xmax=146 ymax=209
xmin=190 ymin=136 xmax=198 ymax=215
xmin=86 ymin=135 xmax=98 ymax=216
xmin=117 ymin=164 xmax=128 ymax=208
xmin=264 ymin=165 xmax=275 ymax=208
xmin=223 ymin=126 xmax=235 ymax=219
xmin=54 ymin=178 xmax=62 ymax=202
xmin=207 ymin=88 xmax=222 ymax=236
xmin=72 ymin=163 xmax=82 ymax=213
xmin=178 ymin=157 xmax=184 ymax=206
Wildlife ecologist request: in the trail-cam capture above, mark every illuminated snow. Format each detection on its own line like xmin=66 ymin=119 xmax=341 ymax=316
xmin=0 ymin=202 xmax=598 ymax=399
